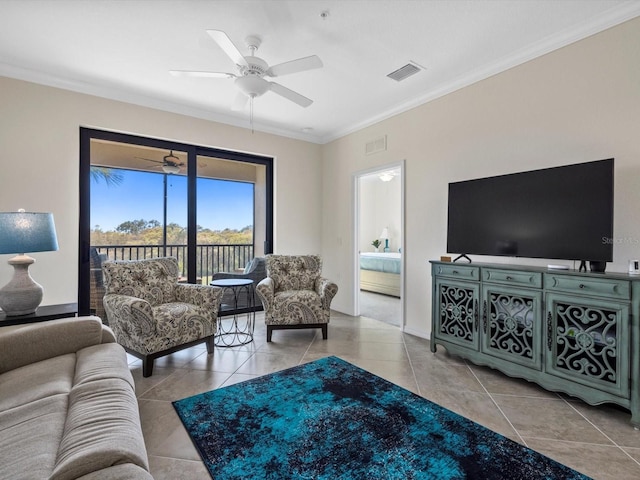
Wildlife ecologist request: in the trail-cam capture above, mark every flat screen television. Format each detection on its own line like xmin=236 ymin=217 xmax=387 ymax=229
xmin=447 ymin=158 xmax=614 ymax=262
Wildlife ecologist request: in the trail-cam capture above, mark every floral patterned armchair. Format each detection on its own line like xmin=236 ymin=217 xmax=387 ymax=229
xmin=102 ymin=257 xmax=223 ymax=377
xmin=256 ymin=255 xmax=338 ymax=342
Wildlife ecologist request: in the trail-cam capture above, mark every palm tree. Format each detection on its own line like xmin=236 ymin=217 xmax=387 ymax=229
xmin=90 ymin=166 xmax=123 ymax=186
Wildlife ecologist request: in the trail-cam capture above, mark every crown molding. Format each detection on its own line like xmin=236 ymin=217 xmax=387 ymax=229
xmin=319 ymin=2 xmax=640 ymax=144
xmin=2 ymin=1 xmax=639 ymax=146
xmin=0 ymin=63 xmax=323 ymax=144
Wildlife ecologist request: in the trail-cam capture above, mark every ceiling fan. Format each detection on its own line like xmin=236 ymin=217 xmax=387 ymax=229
xmin=170 ymin=30 xmax=323 ymax=110
xmin=135 ymin=151 xmax=184 ymax=174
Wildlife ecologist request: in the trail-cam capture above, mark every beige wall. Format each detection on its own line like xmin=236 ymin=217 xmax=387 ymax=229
xmin=0 ymin=77 xmax=322 ymax=306
xmin=322 ymin=17 xmax=640 ymax=338
xmin=2 ymin=18 xmax=639 ymax=338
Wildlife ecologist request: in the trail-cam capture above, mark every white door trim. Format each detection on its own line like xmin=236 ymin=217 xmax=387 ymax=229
xmin=352 ymin=159 xmax=405 ymax=329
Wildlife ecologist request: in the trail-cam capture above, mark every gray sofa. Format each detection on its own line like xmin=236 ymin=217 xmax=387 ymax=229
xmin=0 ymin=316 xmax=152 ymax=480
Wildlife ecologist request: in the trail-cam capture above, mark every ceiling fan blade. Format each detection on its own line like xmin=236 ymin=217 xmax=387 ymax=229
xmin=231 ymin=92 xmax=249 ymax=111
xmin=268 ymin=82 xmax=313 ymax=108
xmin=134 ymin=156 xmax=163 ymax=164
xmin=169 ymin=70 xmax=235 ymax=78
xmin=267 ymin=55 xmax=323 ymax=77
xmin=207 ymin=30 xmax=248 ymax=67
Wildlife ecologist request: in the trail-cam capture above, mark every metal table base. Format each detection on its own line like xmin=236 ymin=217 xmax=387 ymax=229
xmin=210 ymin=279 xmax=255 ymax=347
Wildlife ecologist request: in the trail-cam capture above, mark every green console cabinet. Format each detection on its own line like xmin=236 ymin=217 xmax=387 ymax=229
xmin=430 ymin=261 xmax=640 ymax=427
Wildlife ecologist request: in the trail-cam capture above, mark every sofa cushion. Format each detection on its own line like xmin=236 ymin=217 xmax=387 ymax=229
xmin=0 ymin=353 xmax=75 ymax=412
xmin=51 ymin=377 xmax=149 ymax=480
xmin=0 ymin=394 xmax=68 ymax=480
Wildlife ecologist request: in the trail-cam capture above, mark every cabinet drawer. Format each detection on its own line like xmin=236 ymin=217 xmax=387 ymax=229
xmin=545 ymin=274 xmax=630 ymax=300
xmin=482 ymin=268 xmax=542 ymax=288
xmin=434 ymin=264 xmax=479 ymax=281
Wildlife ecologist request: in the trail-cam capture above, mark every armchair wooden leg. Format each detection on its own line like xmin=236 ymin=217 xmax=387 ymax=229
xmin=205 ymin=335 xmax=215 ymax=354
xmin=321 ymin=324 xmax=328 ymax=340
xmin=267 ymin=326 xmax=273 ymax=342
xmin=142 ymin=356 xmax=154 ymax=378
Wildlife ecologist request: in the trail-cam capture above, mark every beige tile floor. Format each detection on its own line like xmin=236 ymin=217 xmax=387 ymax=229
xmin=131 ymin=311 xmax=640 ymax=480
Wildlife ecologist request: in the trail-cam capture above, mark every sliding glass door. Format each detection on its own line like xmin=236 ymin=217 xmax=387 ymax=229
xmin=78 ymin=128 xmax=273 ymax=319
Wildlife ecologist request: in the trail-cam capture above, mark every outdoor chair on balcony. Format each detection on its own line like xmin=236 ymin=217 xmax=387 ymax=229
xmin=211 ymin=257 xmax=267 ymax=311
xmin=89 ymin=247 xmax=108 ymax=323
xmin=256 ymin=255 xmax=338 ymax=342
xmin=102 ymin=257 xmax=223 ymax=377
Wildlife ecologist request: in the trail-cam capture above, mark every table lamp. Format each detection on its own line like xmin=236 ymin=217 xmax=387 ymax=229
xmin=0 ymin=210 xmax=59 ymax=316
xmin=380 ymin=227 xmax=390 ymax=252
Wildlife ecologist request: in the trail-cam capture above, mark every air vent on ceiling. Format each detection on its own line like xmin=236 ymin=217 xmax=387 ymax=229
xmin=387 ymin=61 xmax=423 ymax=82
xmin=365 ymin=135 xmax=387 ymax=155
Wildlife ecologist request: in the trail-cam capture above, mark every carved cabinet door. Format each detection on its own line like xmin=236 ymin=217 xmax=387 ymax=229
xmin=545 ymin=293 xmax=630 ymax=398
xmin=481 ymin=285 xmax=543 ymax=370
xmin=434 ymin=278 xmax=480 ymax=350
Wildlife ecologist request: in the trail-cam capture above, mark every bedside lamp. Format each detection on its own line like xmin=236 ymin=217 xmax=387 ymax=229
xmin=0 ymin=210 xmax=59 ymax=316
xmin=380 ymin=227 xmax=390 ymax=253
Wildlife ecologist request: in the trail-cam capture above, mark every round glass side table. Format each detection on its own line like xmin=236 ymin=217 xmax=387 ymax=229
xmin=209 ymin=278 xmax=255 ymax=347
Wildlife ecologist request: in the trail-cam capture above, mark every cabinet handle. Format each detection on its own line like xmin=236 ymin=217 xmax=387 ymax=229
xmin=579 ymin=284 xmax=586 ymax=289
xmin=506 ymin=276 xmax=513 ymax=281
xmin=474 ymin=300 xmax=478 ymax=331
xmin=452 ymin=270 xmax=459 ymax=275
xmin=546 ymin=311 xmax=553 ymax=351
xmin=482 ymin=300 xmax=487 ymax=333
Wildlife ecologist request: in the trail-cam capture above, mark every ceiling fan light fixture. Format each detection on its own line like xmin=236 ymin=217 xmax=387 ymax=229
xmin=379 ymin=169 xmax=399 ymax=182
xmin=162 ymin=164 xmax=180 ymax=174
xmin=235 ymin=75 xmax=269 ymax=98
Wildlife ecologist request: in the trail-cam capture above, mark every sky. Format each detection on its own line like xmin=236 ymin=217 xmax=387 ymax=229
xmin=90 ymin=168 xmax=254 ymax=232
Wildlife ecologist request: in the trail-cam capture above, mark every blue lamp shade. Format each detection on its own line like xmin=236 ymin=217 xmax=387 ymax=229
xmin=0 ymin=212 xmax=59 ymax=316
xmin=0 ymin=212 xmax=59 ymax=255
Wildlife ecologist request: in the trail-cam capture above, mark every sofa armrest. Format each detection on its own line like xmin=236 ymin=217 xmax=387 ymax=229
xmin=75 ymin=464 xmax=154 ymax=480
xmin=174 ymin=284 xmax=223 ymax=315
xmin=101 ymin=324 xmax=117 ymax=343
xmin=0 ymin=316 xmax=105 ymax=374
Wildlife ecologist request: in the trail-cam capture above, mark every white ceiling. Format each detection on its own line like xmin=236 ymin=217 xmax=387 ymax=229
xmin=1 ymin=1 xmax=639 ymax=144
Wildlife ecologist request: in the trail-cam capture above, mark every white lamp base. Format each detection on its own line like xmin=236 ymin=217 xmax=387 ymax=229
xmin=0 ymin=254 xmax=44 ymax=316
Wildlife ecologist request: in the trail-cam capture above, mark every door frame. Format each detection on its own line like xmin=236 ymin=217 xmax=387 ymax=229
xmin=78 ymin=127 xmax=273 ymax=316
xmin=353 ymin=160 xmax=405 ymax=329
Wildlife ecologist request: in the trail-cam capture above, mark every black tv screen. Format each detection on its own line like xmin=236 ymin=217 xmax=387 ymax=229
xmin=447 ymin=158 xmax=614 ymax=262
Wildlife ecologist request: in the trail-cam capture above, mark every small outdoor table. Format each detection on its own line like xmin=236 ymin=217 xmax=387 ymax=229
xmin=209 ymin=279 xmax=255 ymax=347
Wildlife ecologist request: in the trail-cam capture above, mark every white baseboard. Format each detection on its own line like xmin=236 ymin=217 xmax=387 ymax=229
xmin=402 ymin=325 xmax=430 ymax=340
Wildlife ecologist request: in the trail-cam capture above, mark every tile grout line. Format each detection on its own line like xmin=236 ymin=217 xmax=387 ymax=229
xmin=299 ymin=329 xmax=320 ymax=364
xmin=560 ymin=396 xmax=640 ymax=468
xmin=148 ymin=454 xmax=204 ymax=463
xmin=404 ymin=335 xmax=422 ymax=397
xmin=136 ymin=366 xmax=184 ymax=399
xmin=466 ymin=365 xmax=528 ymax=447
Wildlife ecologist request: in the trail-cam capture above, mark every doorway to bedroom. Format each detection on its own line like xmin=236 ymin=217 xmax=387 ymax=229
xmin=355 ymin=162 xmax=404 ymax=328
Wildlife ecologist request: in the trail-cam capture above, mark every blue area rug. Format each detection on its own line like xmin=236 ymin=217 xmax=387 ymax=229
xmin=173 ymin=356 xmax=591 ymax=479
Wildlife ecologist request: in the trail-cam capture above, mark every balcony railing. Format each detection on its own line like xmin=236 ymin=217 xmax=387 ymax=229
xmin=93 ymin=243 xmax=254 ymax=282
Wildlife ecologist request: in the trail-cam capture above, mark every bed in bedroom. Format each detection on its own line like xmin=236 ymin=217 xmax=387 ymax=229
xmin=359 ymin=252 xmax=401 ymax=297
